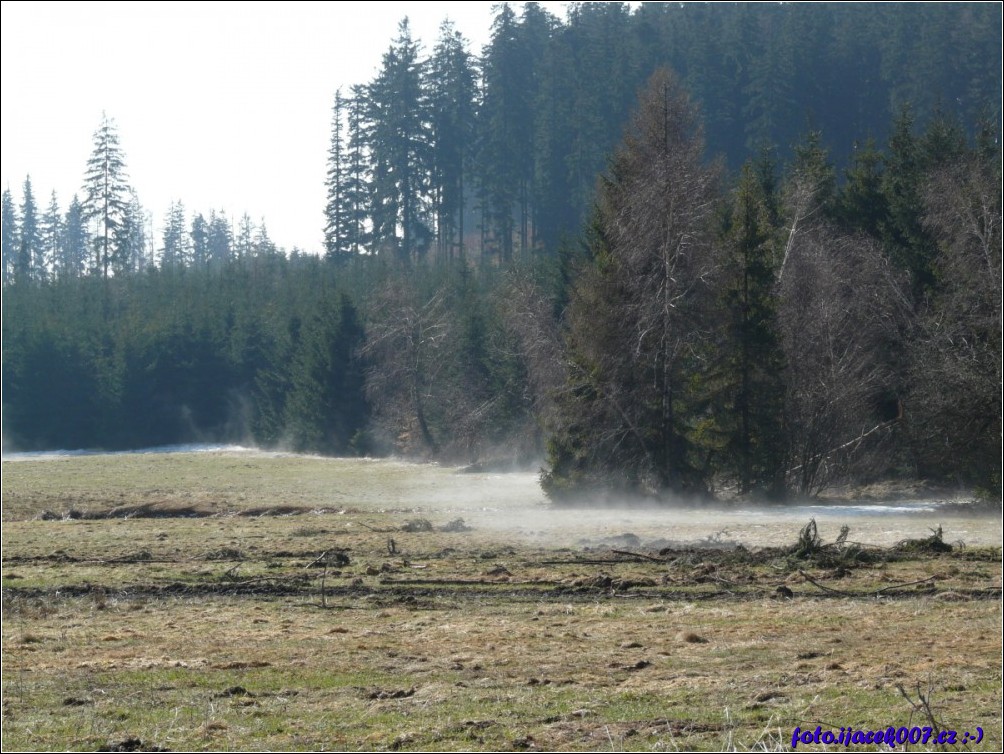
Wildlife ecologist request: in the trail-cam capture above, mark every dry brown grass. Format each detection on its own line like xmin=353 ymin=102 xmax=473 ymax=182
xmin=2 ymin=452 xmax=1001 ymax=751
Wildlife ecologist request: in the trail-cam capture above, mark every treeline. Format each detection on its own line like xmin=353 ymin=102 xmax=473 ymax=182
xmin=544 ymin=71 xmax=1001 ymax=500
xmin=1 ymin=256 xmax=550 ymax=463
xmin=323 ymin=2 xmax=999 ymax=263
xmin=2 ymin=3 xmax=1001 ymax=498
xmin=1 ymin=115 xmax=288 ymax=287
xmin=3 ymin=4 xmax=997 ymax=279
xmin=3 ymin=80 xmax=1000 ymax=496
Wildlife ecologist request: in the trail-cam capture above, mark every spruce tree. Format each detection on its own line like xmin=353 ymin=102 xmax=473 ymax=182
xmin=835 ymin=139 xmax=887 ymax=238
xmin=160 ymin=201 xmax=189 ymax=268
xmin=207 ymin=210 xmax=232 ymax=267
xmin=81 ymin=114 xmax=131 ymax=279
xmin=344 ymin=89 xmax=370 ymax=257
xmin=323 ymin=89 xmax=352 ymax=261
xmin=719 ymin=162 xmax=786 ymax=497
xmin=115 ymin=190 xmax=147 ymax=275
xmin=427 ymin=21 xmax=477 ymax=262
xmin=191 ymin=213 xmax=209 ymax=267
xmin=19 ymin=176 xmax=40 ymax=283
xmin=235 ymin=213 xmax=254 ymax=261
xmin=284 ymin=293 xmax=368 ymax=453
xmin=478 ymin=3 xmax=532 ymax=261
xmin=364 ymin=18 xmax=433 ymax=262
xmin=2 ymin=188 xmax=19 ymax=285
xmin=40 ymin=190 xmax=63 ymax=284
xmin=880 ymin=106 xmax=936 ymax=295
xmin=61 ymin=195 xmax=88 ymax=280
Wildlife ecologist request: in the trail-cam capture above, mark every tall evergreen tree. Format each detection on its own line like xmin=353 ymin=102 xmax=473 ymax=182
xmin=563 ymin=2 xmax=633 ymax=229
xmin=19 ymin=176 xmax=40 ymax=283
xmin=2 ymin=187 xmax=19 ymax=285
xmin=531 ymin=20 xmax=576 ymax=252
xmin=478 ymin=3 xmax=536 ymax=261
xmin=160 ymin=201 xmax=189 ymax=268
xmin=81 ymin=114 xmax=131 ymax=279
xmin=115 ymin=190 xmax=147 ymax=275
xmin=835 ymin=139 xmax=887 ymax=237
xmin=344 ymin=89 xmax=370 ymax=257
xmin=427 ymin=20 xmax=477 ymax=262
xmin=365 ymin=18 xmax=433 ymax=262
xmin=235 ymin=213 xmax=254 ymax=260
xmin=191 ymin=213 xmax=209 ymax=267
xmin=252 ymin=220 xmax=278 ymax=257
xmin=207 ymin=210 xmax=232 ymax=267
xmin=880 ymin=107 xmax=938 ymax=295
xmin=284 ymin=293 xmax=368 ymax=453
xmin=39 ymin=190 xmax=63 ymax=284
xmin=719 ymin=162 xmax=786 ymax=497
xmin=323 ymin=89 xmax=353 ymax=261
xmin=60 ymin=195 xmax=88 ymax=280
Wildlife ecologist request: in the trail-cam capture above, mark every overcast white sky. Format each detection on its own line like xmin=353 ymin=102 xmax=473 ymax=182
xmin=1 ymin=1 xmax=571 ymax=253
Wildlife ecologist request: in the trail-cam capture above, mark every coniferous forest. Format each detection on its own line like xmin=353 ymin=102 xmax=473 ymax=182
xmin=3 ymin=3 xmax=1001 ymax=500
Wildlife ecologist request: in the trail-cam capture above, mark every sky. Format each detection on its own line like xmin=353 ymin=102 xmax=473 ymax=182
xmin=1 ymin=1 xmax=571 ymax=254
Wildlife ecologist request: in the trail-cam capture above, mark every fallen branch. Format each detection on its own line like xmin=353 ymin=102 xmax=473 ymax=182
xmin=610 ymin=549 xmax=668 ymax=564
xmin=356 ymin=521 xmax=397 ymax=533
xmin=872 ymin=576 xmax=936 ymax=595
xmin=528 ymin=559 xmax=648 ymax=566
xmin=798 ymin=570 xmax=857 ymax=596
xmin=378 ymin=577 xmax=554 ymax=587
xmin=799 ymin=570 xmax=936 ymax=597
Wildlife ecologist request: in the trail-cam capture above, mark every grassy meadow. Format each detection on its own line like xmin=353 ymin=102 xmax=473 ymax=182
xmin=2 ymin=450 xmax=1001 ymax=751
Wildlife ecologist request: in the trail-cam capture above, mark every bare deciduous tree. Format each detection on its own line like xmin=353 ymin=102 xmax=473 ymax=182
xmin=496 ymin=266 xmax=567 ymax=429
xmin=363 ymin=278 xmax=450 ymax=455
xmin=906 ymin=155 xmax=1002 ymax=487
xmin=778 ymin=224 xmax=910 ymax=495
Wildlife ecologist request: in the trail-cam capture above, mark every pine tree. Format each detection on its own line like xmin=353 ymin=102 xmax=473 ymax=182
xmin=344 ymin=89 xmax=370 ymax=257
xmin=19 ymin=176 xmax=40 ymax=283
xmin=252 ymin=220 xmax=278 ymax=257
xmin=2 ymin=188 xmax=19 ymax=285
xmin=60 ymin=195 xmax=88 ymax=280
xmin=364 ymin=18 xmax=433 ymax=262
xmin=835 ymin=139 xmax=887 ymax=237
xmin=160 ymin=201 xmax=189 ymax=268
xmin=478 ymin=3 xmax=532 ymax=261
xmin=191 ymin=213 xmax=209 ymax=267
xmin=81 ymin=114 xmax=131 ymax=279
xmin=114 ymin=190 xmax=147 ymax=275
xmin=39 ymin=190 xmax=63 ymax=283
xmin=531 ymin=22 xmax=576 ymax=252
xmin=427 ymin=21 xmax=477 ymax=262
xmin=719 ymin=162 xmax=786 ymax=497
xmin=235 ymin=213 xmax=254 ymax=261
xmin=880 ymin=107 xmax=938 ymax=295
xmin=324 ymin=90 xmax=353 ymax=261
xmin=207 ymin=210 xmax=232 ymax=267
xmin=562 ymin=2 xmax=633 ymax=233
xmin=284 ymin=293 xmax=368 ymax=453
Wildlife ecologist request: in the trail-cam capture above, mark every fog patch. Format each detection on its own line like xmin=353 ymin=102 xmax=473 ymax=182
xmin=366 ymin=465 xmax=999 ymax=549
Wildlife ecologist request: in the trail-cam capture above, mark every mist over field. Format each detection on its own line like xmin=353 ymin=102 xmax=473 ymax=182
xmin=3 ymin=447 xmax=998 ymax=550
